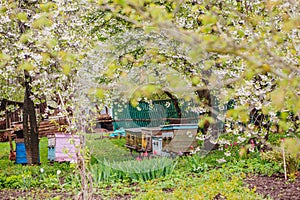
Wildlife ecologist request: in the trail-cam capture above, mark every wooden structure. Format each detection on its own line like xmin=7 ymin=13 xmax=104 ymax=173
xmin=15 ymin=138 xmax=27 ymax=164
xmin=94 ymin=105 xmax=113 ymax=131
xmin=1 ymin=98 xmax=69 ymax=141
xmin=0 ymin=99 xmax=23 ymax=130
xmin=112 ymin=99 xmax=199 ymax=130
xmin=38 ymin=117 xmax=68 ymax=137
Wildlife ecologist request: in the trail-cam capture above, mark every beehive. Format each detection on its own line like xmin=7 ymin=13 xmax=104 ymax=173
xmin=47 ymin=134 xmax=56 ymax=162
xmin=125 ymin=128 xmax=142 ymax=151
xmin=15 ymin=141 xmax=27 ymax=164
xmin=15 ymin=138 xmax=40 ymax=164
xmin=152 ymin=136 xmax=163 ymax=155
xmin=47 ymin=133 xmax=80 ymax=163
xmin=141 ymin=127 xmax=161 ymax=151
xmin=161 ymin=124 xmax=198 ymax=153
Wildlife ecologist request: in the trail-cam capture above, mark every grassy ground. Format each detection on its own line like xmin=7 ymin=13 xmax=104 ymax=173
xmin=0 ymin=135 xmax=279 ymax=200
xmin=85 ymin=134 xmax=138 ymax=162
xmin=0 ymin=137 xmax=48 ymax=170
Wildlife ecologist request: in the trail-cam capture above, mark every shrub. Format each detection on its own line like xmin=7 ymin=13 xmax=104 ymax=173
xmin=261 ymin=137 xmax=300 ymax=179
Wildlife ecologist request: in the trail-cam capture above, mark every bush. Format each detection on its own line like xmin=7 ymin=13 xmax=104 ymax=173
xmin=261 ymin=137 xmax=300 ymax=178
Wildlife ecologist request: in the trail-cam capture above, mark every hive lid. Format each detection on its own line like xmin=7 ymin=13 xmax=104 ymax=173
xmin=125 ymin=128 xmax=143 ymax=133
xmin=160 ymin=124 xmax=198 ymax=130
xmin=55 ymin=133 xmax=80 ymax=138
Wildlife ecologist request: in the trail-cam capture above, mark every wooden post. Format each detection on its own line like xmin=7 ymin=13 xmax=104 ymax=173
xmin=7 ymin=129 xmax=16 ymax=161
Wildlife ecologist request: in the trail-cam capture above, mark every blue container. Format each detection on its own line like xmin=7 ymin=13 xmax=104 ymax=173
xmin=16 ymin=142 xmax=40 ymax=164
xmin=48 ymin=147 xmax=55 ymax=162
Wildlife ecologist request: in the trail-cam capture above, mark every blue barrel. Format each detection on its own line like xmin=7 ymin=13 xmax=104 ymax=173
xmin=16 ymin=142 xmax=40 ymax=164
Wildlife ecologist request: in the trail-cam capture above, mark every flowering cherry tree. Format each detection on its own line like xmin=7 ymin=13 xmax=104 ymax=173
xmin=0 ymin=0 xmax=97 ymax=164
xmin=84 ymin=0 xmax=300 ymax=154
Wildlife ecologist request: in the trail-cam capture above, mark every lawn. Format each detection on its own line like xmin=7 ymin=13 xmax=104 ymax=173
xmin=85 ymin=134 xmax=138 ymax=162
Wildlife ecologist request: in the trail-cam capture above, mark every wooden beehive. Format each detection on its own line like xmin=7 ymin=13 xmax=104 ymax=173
xmin=125 ymin=128 xmax=154 ymax=152
xmin=47 ymin=134 xmax=55 ymax=162
xmin=152 ymin=136 xmax=163 ymax=155
xmin=15 ymin=140 xmax=27 ymax=164
xmin=161 ymin=124 xmax=198 ymax=153
xmin=55 ymin=133 xmax=80 ymax=162
xmin=15 ymin=138 xmax=40 ymax=164
xmin=160 ymin=125 xmax=175 ymax=148
xmin=48 ymin=134 xmax=55 ymax=147
xmin=141 ymin=127 xmax=161 ymax=152
xmin=125 ymin=128 xmax=141 ymax=151
xmin=48 ymin=133 xmax=80 ymax=163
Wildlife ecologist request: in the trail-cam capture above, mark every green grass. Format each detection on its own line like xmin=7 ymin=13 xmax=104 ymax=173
xmin=0 ymin=137 xmax=48 ymax=170
xmin=0 ymin=139 xmax=14 ymax=169
xmin=85 ymin=134 xmax=138 ymax=162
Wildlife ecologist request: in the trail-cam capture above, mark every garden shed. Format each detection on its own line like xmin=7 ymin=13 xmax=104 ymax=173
xmin=112 ymin=99 xmax=200 ymax=130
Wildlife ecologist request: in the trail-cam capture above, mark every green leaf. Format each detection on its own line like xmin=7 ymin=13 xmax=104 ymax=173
xmin=0 ymin=53 xmax=11 ymax=61
xmin=0 ymin=53 xmax=11 ymax=67
xmin=191 ymin=76 xmax=201 ymax=86
xmin=283 ymin=17 xmax=300 ymax=32
xmin=19 ymin=33 xmax=30 ymax=43
xmin=95 ymin=88 xmax=105 ymax=99
xmin=32 ymin=15 xmax=53 ymax=29
xmin=16 ymin=12 xmax=27 ymax=22
xmin=200 ymin=14 xmax=217 ymax=26
xmin=40 ymin=2 xmax=58 ymax=12
xmin=0 ymin=6 xmax=8 ymax=13
xmin=144 ymin=26 xmax=159 ymax=33
xmin=19 ymin=61 xmax=35 ymax=71
xmin=130 ymin=98 xmax=139 ymax=107
xmin=41 ymin=52 xmax=50 ymax=65
xmin=237 ymin=30 xmax=244 ymax=37
xmin=46 ymin=38 xmax=58 ymax=48
xmin=62 ymin=65 xmax=71 ymax=75
xmin=198 ymin=116 xmax=214 ymax=128
xmin=114 ymin=0 xmax=126 ymax=6
xmin=270 ymin=89 xmax=285 ymax=110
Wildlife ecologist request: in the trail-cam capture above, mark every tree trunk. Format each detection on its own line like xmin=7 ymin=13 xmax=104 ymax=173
xmin=196 ymin=89 xmax=222 ymax=151
xmin=5 ymin=100 xmax=10 ymax=129
xmin=163 ymin=90 xmax=182 ymax=120
xmin=23 ymin=71 xmax=39 ymax=165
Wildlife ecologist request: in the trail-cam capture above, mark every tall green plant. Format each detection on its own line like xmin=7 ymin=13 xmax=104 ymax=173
xmin=90 ymin=157 xmax=177 ymax=183
xmin=261 ymin=137 xmax=300 ymax=179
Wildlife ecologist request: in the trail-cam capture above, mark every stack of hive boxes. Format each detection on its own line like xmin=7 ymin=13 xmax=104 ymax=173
xmin=47 ymin=133 xmax=80 ymax=163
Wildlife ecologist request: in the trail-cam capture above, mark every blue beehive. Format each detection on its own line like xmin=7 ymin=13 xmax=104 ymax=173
xmin=15 ymin=139 xmax=40 ymax=164
xmin=47 ymin=135 xmax=56 ymax=162
xmin=48 ymin=147 xmax=55 ymax=162
xmin=16 ymin=142 xmax=27 ymax=164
